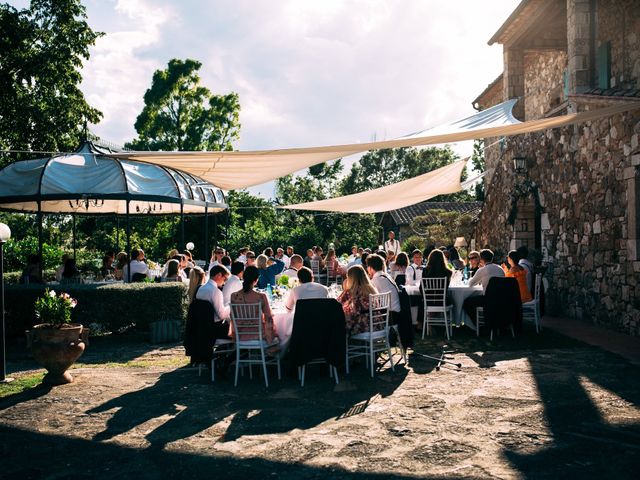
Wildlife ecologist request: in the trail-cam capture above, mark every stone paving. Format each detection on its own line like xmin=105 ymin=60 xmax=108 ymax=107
xmin=1 ymin=327 xmax=639 ymax=479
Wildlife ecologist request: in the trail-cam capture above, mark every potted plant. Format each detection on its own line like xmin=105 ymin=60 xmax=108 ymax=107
xmin=26 ymin=289 xmax=89 ymax=385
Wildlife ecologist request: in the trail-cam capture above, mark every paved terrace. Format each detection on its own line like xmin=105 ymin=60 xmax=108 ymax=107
xmin=1 ymin=320 xmax=639 ymax=479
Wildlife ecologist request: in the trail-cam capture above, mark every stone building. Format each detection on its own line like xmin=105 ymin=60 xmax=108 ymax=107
xmin=473 ymin=0 xmax=640 ymax=335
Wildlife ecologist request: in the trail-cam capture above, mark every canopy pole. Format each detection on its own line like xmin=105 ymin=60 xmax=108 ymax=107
xmin=116 ymin=217 xmax=120 ymax=252
xmin=204 ymin=205 xmax=209 ymax=271
xmin=214 ymin=212 xmax=218 ymax=250
xmin=225 ymin=208 xmax=230 ymax=253
xmin=37 ymin=202 xmax=43 ymax=281
xmin=180 ymin=203 xmax=185 ymax=250
xmin=126 ymin=201 xmax=131 ymax=283
xmin=72 ymin=214 xmax=77 ymax=260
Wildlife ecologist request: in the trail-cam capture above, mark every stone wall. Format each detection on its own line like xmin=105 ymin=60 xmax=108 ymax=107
xmin=475 ymin=107 xmax=640 ymax=336
xmin=597 ymin=0 xmax=640 ymax=88
xmin=524 ymin=51 xmax=568 ymax=120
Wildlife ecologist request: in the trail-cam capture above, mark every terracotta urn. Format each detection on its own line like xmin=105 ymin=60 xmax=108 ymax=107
xmin=26 ymin=324 xmax=90 ymax=385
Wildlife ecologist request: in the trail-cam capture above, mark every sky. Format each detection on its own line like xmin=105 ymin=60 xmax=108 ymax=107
xmin=12 ymin=0 xmax=521 ymax=197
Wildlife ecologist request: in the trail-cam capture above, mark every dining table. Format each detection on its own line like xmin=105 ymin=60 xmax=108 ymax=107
xmin=404 ymin=280 xmax=483 ymax=331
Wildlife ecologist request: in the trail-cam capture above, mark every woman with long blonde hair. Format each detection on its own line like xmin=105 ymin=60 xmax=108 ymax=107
xmin=187 ymin=266 xmax=206 ymax=303
xmin=337 ymin=265 xmax=378 ymax=334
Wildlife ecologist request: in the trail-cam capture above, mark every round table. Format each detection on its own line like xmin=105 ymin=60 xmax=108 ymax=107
xmin=448 ymin=284 xmax=483 ymax=327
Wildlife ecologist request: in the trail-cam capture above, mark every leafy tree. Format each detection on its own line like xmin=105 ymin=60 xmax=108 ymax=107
xmin=126 ymin=59 xmax=240 ymax=151
xmin=410 ymin=209 xmax=476 ymax=249
xmin=0 ymin=0 xmax=103 ymax=166
xmin=470 ymin=139 xmax=485 ymax=201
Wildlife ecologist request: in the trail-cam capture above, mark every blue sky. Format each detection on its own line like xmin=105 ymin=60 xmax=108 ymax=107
xmin=11 ymin=0 xmax=521 ymax=196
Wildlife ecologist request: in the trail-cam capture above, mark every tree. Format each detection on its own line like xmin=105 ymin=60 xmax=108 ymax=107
xmin=339 ymin=146 xmax=473 ymax=201
xmin=470 ymin=139 xmax=485 ymax=201
xmin=0 ymin=0 xmax=103 ymax=166
xmin=126 ymin=59 xmax=240 ymax=151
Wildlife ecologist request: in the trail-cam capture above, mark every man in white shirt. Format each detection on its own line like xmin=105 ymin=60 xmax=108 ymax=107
xmin=245 ymin=251 xmax=256 ymax=267
xmin=236 ymin=247 xmax=249 ymax=264
xmin=346 ymin=245 xmax=358 ymax=263
xmin=405 ymin=249 xmax=424 ymax=287
xmin=278 ymin=254 xmax=303 ymax=281
xmin=123 ymin=248 xmax=149 ymax=282
xmin=285 ymin=267 xmax=329 ymax=311
xmin=366 ymin=254 xmax=401 ymax=314
xmin=222 ymin=262 xmax=244 ymax=305
xmin=384 ymin=231 xmax=401 ymax=257
xmin=463 ymin=249 xmax=505 ymax=320
xmin=196 ymin=265 xmax=231 ymax=325
xmin=276 ymin=247 xmax=290 ymax=268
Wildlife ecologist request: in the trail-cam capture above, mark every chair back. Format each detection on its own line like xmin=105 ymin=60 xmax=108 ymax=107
xmin=534 ymin=273 xmax=542 ymax=302
xmin=369 ymin=292 xmax=390 ymax=333
xmin=310 ymin=259 xmax=321 ymax=278
xmin=421 ymin=277 xmax=447 ymax=308
xmin=484 ymin=276 xmax=522 ymax=331
xmin=131 ymin=272 xmax=147 ymax=282
xmin=289 ymin=298 xmax=346 ymax=367
xmin=230 ymin=303 xmax=263 ymax=343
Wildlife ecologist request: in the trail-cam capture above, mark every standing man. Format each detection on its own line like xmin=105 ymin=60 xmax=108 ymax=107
xmin=384 ymin=231 xmax=401 ymax=257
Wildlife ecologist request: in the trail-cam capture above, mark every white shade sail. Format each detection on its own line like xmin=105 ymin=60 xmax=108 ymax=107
xmin=281 ymin=159 xmax=468 ymax=214
xmin=0 ymin=142 xmax=227 ymax=215
xmin=108 ymin=100 xmax=640 ymax=191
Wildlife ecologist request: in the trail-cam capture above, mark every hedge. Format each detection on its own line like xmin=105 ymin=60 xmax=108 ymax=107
xmin=4 ymin=283 xmax=189 ymax=337
xmin=4 ymin=270 xmax=57 ymax=285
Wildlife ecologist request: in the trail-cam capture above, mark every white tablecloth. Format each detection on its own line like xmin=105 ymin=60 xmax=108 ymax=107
xmin=272 ymin=307 xmax=294 ymax=357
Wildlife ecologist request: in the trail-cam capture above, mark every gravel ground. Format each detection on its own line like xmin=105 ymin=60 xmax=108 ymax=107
xmin=1 ymin=327 xmax=639 ymax=479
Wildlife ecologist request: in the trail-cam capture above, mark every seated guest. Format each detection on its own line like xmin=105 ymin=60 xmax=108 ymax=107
xmin=303 ymin=249 xmax=314 ymax=269
xmin=55 ymin=253 xmax=70 ymax=282
xmin=516 ymin=245 xmax=534 ymax=295
xmin=423 ymin=245 xmax=435 ymax=263
xmin=256 ymin=253 xmax=285 ymax=289
xmin=337 ymin=264 xmax=378 ymax=334
xmin=347 ymin=245 xmax=359 ymax=263
xmin=21 ymin=254 xmax=44 ymax=285
xmin=386 ymin=250 xmax=397 ymax=268
xmin=161 ymin=259 xmax=182 ymax=282
xmin=467 ymin=250 xmax=481 ymax=277
xmin=504 ymin=250 xmax=532 ymax=303
xmin=187 ymin=266 xmax=206 ymax=303
xmin=210 ymin=247 xmax=225 ymax=267
xmin=423 ymin=249 xmax=453 ymax=287
xmin=390 ymin=251 xmax=409 ymax=285
xmin=448 ymin=247 xmax=465 ymax=270
xmin=245 ymin=251 xmax=256 ymax=267
xmin=183 ymin=250 xmax=195 ymax=268
xmin=172 ymin=254 xmax=188 ymax=281
xmin=346 ymin=251 xmax=368 ymax=271
xmin=113 ymin=251 xmax=128 ymax=281
xmin=223 ymin=261 xmax=244 ymax=305
xmin=405 ymin=249 xmax=423 ymax=286
xmin=286 ymin=246 xmax=294 ymax=258
xmin=279 ymin=254 xmax=303 ymax=280
xmin=263 ymin=247 xmax=274 ymax=258
xmin=99 ymin=253 xmax=115 ymax=278
xmin=220 ymin=255 xmax=232 ymax=270
xmin=60 ymin=258 xmax=82 ymax=284
xmin=366 ymin=254 xmax=401 ymax=320
xmin=276 ymin=247 xmax=290 ymax=268
xmin=284 ymin=266 xmax=329 ymax=311
xmin=463 ymin=249 xmax=505 ymax=320
xmin=230 ymin=266 xmax=276 ymax=343
xmin=196 ymin=265 xmax=231 ymax=338
xmin=324 ymin=248 xmax=341 ymax=276
xmin=312 ymin=247 xmax=325 ymax=271
xmin=123 ymin=248 xmax=149 ymax=283
xmin=236 ymin=247 xmax=249 ymax=264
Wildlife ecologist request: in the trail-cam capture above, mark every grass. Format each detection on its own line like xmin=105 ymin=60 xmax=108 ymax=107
xmin=0 ymin=372 xmax=45 ymax=399
xmin=72 ymin=356 xmax=190 ymax=370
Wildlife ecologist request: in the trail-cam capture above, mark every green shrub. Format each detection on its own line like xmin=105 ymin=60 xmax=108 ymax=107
xmin=4 ymin=270 xmax=57 ymax=285
xmin=4 ymin=283 xmax=188 ymax=337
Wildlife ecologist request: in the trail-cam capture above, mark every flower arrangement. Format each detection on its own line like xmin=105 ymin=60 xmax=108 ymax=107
xmin=277 ymin=275 xmax=290 ymax=287
xmin=34 ymin=289 xmax=77 ymax=326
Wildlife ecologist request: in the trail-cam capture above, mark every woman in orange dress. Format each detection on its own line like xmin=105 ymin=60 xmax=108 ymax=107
xmin=504 ymin=250 xmax=533 ymax=303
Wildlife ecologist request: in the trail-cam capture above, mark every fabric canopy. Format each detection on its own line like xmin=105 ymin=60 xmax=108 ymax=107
xmin=281 ymin=159 xmax=468 ymax=213
xmin=0 ymin=142 xmax=227 ymax=215
xmin=107 ymin=100 xmax=640 ymax=191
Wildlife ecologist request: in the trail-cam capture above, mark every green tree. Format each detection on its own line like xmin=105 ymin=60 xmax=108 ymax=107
xmin=470 ymin=139 xmax=485 ymax=201
xmin=0 ymin=0 xmax=103 ymax=166
xmin=126 ymin=59 xmax=240 ymax=151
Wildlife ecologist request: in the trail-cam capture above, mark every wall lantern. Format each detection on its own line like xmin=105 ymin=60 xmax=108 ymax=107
xmin=513 ymin=156 xmax=528 ymax=175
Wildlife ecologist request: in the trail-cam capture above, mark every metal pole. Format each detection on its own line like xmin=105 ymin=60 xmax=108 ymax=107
xmin=72 ymin=214 xmax=77 ymax=260
xmin=126 ymin=201 xmax=131 ymax=283
xmin=214 ymin=212 xmax=218 ymax=250
xmin=180 ymin=203 xmax=185 ymax=250
xmin=204 ymin=205 xmax=209 ymax=271
xmin=225 ymin=208 xmax=230 ymax=253
xmin=37 ymin=202 xmax=43 ymax=280
xmin=116 ymin=217 xmax=120 ymax=252
xmin=0 ymin=240 xmax=12 ymax=383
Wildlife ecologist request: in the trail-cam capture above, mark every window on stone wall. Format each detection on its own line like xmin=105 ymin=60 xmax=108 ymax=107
xmin=597 ymin=41 xmax=611 ymax=89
